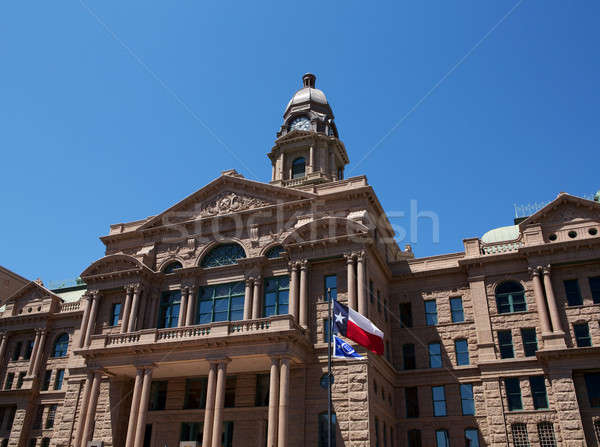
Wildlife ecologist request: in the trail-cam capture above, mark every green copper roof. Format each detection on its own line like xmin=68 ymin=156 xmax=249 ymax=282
xmin=481 ymin=225 xmax=521 ymax=244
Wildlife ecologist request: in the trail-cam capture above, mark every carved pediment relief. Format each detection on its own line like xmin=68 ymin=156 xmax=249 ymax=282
xmin=81 ymin=254 xmax=143 ymax=278
xmin=284 ymin=217 xmax=369 ymax=246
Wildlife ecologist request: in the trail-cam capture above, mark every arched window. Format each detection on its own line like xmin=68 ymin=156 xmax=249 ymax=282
xmin=163 ymin=261 xmax=183 ymax=274
xmin=495 ymin=281 xmax=526 ymax=314
xmin=318 ymin=411 xmax=336 ymax=447
xmin=52 ymin=333 xmax=69 ymax=358
xmin=200 ymin=243 xmax=246 ymax=268
xmin=265 ymin=245 xmax=284 ymax=259
xmin=292 ymin=157 xmax=306 ymax=179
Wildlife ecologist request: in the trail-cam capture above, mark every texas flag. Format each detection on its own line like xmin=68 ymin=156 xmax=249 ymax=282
xmin=333 ymin=300 xmax=384 ymax=355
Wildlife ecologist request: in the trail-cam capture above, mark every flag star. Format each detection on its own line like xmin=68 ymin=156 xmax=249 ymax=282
xmin=334 ymin=312 xmax=346 ymax=324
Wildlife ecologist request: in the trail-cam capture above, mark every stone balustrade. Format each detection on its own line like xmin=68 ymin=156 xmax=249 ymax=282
xmin=60 ymin=301 xmax=81 ymax=313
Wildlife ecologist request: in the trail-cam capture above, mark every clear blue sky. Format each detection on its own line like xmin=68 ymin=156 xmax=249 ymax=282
xmin=1 ymin=1 xmax=599 ymax=283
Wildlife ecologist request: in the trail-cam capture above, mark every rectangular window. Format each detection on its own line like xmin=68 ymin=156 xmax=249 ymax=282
xmin=369 ymin=280 xmax=374 ymax=304
xmin=6 ymin=407 xmax=15 ymax=431
xmin=511 ymin=423 xmax=529 ymax=447
xmin=143 ymin=424 xmax=152 ymax=447
xmin=574 ymin=323 xmax=592 ymax=347
xmin=28 ymin=438 xmax=36 ymax=447
xmin=158 ymin=291 xmax=181 ymax=329
xmin=184 ymin=378 xmax=207 ymax=409
xmin=16 ymin=372 xmax=25 ymax=389
xmin=40 ymin=439 xmax=49 ymax=447
xmin=318 ymin=412 xmax=336 ymax=447
xmin=224 ymin=376 xmax=236 ymax=408
xmin=564 ymin=279 xmax=583 ymax=306
xmin=460 ymin=383 xmax=475 ymax=415
xmin=498 ymin=330 xmax=514 ymax=359
xmin=529 ymin=376 xmax=548 ymax=409
xmin=521 ymin=328 xmax=538 ymax=357
xmin=435 ymin=429 xmax=449 ymax=447
xmin=455 ymin=339 xmax=470 ymax=366
xmin=450 ymin=297 xmax=464 ymax=323
xmin=12 ymin=342 xmax=22 ymax=361
xmin=537 ymin=422 xmax=556 ymax=447
xmin=54 ymin=369 xmax=65 ymax=390
xmin=589 ymin=276 xmax=600 ymax=304
xmin=149 ymin=381 xmax=167 ymax=411
xmin=42 ymin=370 xmax=52 ymax=391
xmin=110 ymin=303 xmax=121 ymax=326
xmin=505 ymin=377 xmax=523 ymax=411
xmin=199 ymin=281 xmax=246 ymax=323
xmin=584 ymin=372 xmax=600 ymax=407
xmin=375 ymin=417 xmax=380 ymax=447
xmin=405 ymin=387 xmax=419 ymax=418
xmin=180 ymin=422 xmax=203 ymax=443
xmin=464 ymin=429 xmax=479 ymax=447
xmin=263 ymin=276 xmax=290 ymax=317
xmin=45 ymin=404 xmax=57 ymax=429
xmin=24 ymin=340 xmax=34 ymax=360
xmin=255 ymin=374 xmax=269 ymax=407
xmin=432 ymin=386 xmax=446 ymax=417
xmin=428 ymin=342 xmax=442 ymax=368
xmin=403 ymin=344 xmax=416 ymax=370
xmin=33 ymin=406 xmax=43 ymax=429
xmin=399 ymin=303 xmax=413 ymax=327
xmin=407 ymin=430 xmax=421 ymax=447
xmin=324 ymin=275 xmax=337 ymax=301
xmin=377 ymin=290 xmax=381 ymax=312
xmin=5 ymin=373 xmax=14 ymax=390
xmin=424 ymin=300 xmax=437 ymax=326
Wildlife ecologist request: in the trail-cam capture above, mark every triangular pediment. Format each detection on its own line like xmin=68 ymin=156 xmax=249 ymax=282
xmin=139 ymin=173 xmax=314 ymax=231
xmin=5 ymin=281 xmax=61 ymax=307
xmin=519 ymin=193 xmax=600 ymax=230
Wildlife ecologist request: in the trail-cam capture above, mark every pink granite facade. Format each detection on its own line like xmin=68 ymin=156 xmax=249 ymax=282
xmin=0 ymin=75 xmax=599 ymax=447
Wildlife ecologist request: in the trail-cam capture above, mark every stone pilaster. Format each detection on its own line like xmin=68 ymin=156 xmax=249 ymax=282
xmin=299 ymin=261 xmax=308 ymax=328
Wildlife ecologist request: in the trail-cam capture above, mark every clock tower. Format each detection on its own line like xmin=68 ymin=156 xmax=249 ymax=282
xmin=268 ymin=73 xmax=349 ymax=187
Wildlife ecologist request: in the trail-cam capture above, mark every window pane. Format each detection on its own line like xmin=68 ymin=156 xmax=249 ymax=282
xmin=505 ymin=378 xmax=522 ymax=411
xmin=498 ymin=330 xmax=514 ymax=359
xmin=435 ymin=430 xmax=449 ymax=447
xmin=425 ymin=300 xmax=437 ymax=326
xmin=461 ymin=384 xmax=475 ymax=415
xmin=589 ymin=277 xmax=600 ymax=304
xmin=432 ymin=386 xmax=446 ymax=417
xmin=584 ymin=372 xmax=600 ymax=407
xmin=403 ymin=344 xmax=416 ymax=370
xmin=465 ymin=429 xmax=479 ymax=447
xmin=564 ymin=279 xmax=583 ymax=306
xmin=574 ymin=323 xmax=592 ymax=347
xmin=521 ymin=328 xmax=538 ymax=357
xmin=450 ymin=297 xmax=464 ymax=323
xmin=407 ymin=430 xmax=421 ymax=447
xmin=455 ymin=339 xmax=469 ymax=366
xmin=429 ymin=343 xmax=442 ymax=368
xmin=405 ymin=387 xmax=419 ymax=418
xmin=529 ymin=376 xmax=548 ymax=409
xmin=399 ymin=303 xmax=413 ymax=327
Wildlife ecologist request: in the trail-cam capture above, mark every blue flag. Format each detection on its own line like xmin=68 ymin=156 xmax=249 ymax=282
xmin=333 ymin=335 xmax=364 ymax=359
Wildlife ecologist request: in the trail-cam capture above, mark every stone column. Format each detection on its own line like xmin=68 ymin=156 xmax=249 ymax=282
xmin=133 ymin=368 xmax=153 ymax=447
xmin=289 ymin=263 xmax=299 ymax=321
xmin=243 ymin=279 xmax=254 ymax=321
xmin=147 ymin=289 xmax=160 ymax=330
xmin=78 ymin=295 xmax=92 ymax=346
xmin=178 ymin=288 xmax=188 ymax=327
xmin=299 ymin=261 xmax=308 ymax=328
xmin=0 ymin=333 xmax=7 ymax=377
xmin=121 ymin=287 xmax=133 ymax=334
xmin=252 ymin=277 xmax=262 ymax=319
xmin=27 ymin=331 xmax=40 ymax=376
xmin=74 ymin=372 xmax=93 ymax=447
xmin=266 ymin=358 xmax=280 ymax=447
xmin=277 ymin=358 xmax=290 ymax=447
xmin=542 ymin=266 xmax=564 ymax=333
xmin=357 ymin=252 xmax=367 ymax=316
xmin=30 ymin=330 xmax=46 ymax=378
xmin=82 ymin=371 xmax=102 ymax=445
xmin=308 ymin=145 xmax=314 ymax=174
xmin=280 ymin=153 xmax=286 ymax=180
xmin=346 ymin=254 xmax=357 ymax=310
xmin=211 ymin=361 xmax=229 ymax=447
xmin=329 ymin=151 xmax=336 ymax=178
xmin=202 ymin=362 xmax=218 ymax=447
xmin=128 ymin=285 xmax=142 ymax=332
xmin=125 ymin=369 xmax=144 ymax=447
xmin=186 ymin=287 xmax=196 ymax=326
xmin=84 ymin=292 xmax=100 ymax=346
xmin=530 ymin=267 xmax=552 ymax=334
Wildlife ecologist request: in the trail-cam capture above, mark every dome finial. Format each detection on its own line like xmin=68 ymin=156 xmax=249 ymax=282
xmin=302 ymin=73 xmax=316 ymax=88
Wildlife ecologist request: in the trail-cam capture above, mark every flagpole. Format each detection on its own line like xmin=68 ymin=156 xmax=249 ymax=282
xmin=327 ymin=287 xmax=333 ymax=447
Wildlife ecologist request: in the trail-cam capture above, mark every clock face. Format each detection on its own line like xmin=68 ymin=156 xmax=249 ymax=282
xmin=289 ymin=116 xmax=311 ymax=132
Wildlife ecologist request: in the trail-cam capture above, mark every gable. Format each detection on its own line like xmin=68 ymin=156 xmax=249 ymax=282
xmin=4 ymin=282 xmax=62 ymax=316
xmin=519 ymin=194 xmax=600 ymax=230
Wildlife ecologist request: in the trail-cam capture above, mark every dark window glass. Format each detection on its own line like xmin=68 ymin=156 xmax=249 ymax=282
xmin=220 ymin=421 xmax=234 ymax=447
xmin=224 ymin=376 xmax=236 ymax=408
xmin=424 ymin=300 xmax=437 ymax=326
xmin=375 ymin=417 xmax=380 ymax=447
xmin=28 ymin=438 xmax=36 ymax=447
xmin=158 ymin=291 xmax=181 ymax=329
xmin=42 ymin=370 xmax=52 ymax=391
xmin=12 ymin=342 xmax=22 ymax=361
xmin=52 ymin=333 xmax=69 ymax=357
xmin=407 ymin=430 xmax=421 ymax=447
xmin=198 ymin=282 xmax=245 ymax=324
xmin=180 ymin=422 xmax=203 ymax=443
xmin=45 ymin=405 xmax=57 ymax=429
xmin=455 ymin=339 xmax=470 ymax=366
xmin=384 ymin=299 xmax=389 ymax=322
xmin=263 ymin=276 xmax=290 ymax=317
xmin=32 ymin=406 xmax=43 ymax=429
xmin=369 ymin=280 xmax=374 ymax=304
xmin=184 ymin=378 xmax=207 ymax=409
xmin=428 ymin=342 xmax=442 ymax=368
xmin=5 ymin=373 xmax=14 ymax=390
xmin=163 ymin=261 xmax=183 ymax=274
xmin=149 ymin=381 xmax=167 ymax=411
xmin=521 ymin=328 xmax=538 ymax=357
xmin=537 ymin=422 xmax=556 ymax=447
xmin=450 ymin=297 xmax=464 ymax=323
xmin=292 ymin=157 xmax=306 ymax=179
xmin=584 ymin=372 xmax=600 ymax=407
xmin=529 ymin=376 xmax=548 ymax=409
xmin=54 ymin=369 xmax=65 ymax=390
xmin=405 ymin=387 xmax=419 ymax=418
xmin=41 ymin=439 xmax=49 ymax=447
xmin=461 ymin=383 xmax=475 ymax=415
xmin=505 ymin=378 xmax=523 ymax=411
xmin=464 ymin=429 xmax=480 ymax=447
xmin=498 ymin=330 xmax=514 ymax=358
xmin=564 ymin=279 xmax=583 ymax=306
xmin=110 ymin=303 xmax=121 ymax=326
xmin=432 ymin=386 xmax=446 ymax=417
xmin=399 ymin=303 xmax=413 ymax=328
xmin=1 ymin=440 xmax=8 ymax=447
xmin=511 ymin=423 xmax=529 ymax=447
xmin=24 ymin=340 xmax=34 ymax=360
xmin=589 ymin=277 xmax=600 ymax=304
xmin=496 ymin=282 xmax=526 ymax=313
xmin=16 ymin=372 xmax=25 ymax=389
xmin=435 ymin=430 xmax=449 ymax=447
xmin=574 ymin=323 xmax=592 ymax=347
xmin=255 ymin=374 xmax=269 ymax=407
xmin=377 ymin=290 xmax=381 ymax=312
xmin=383 ymin=422 xmax=387 ymax=447
xmin=143 ymin=424 xmax=152 ymax=447
xmin=324 ymin=275 xmax=337 ymax=301
xmin=201 ymin=244 xmax=246 ymax=268
xmin=318 ymin=412 xmax=336 ymax=447
xmin=265 ymin=245 xmax=284 ymax=259
xmin=6 ymin=407 xmax=15 ymax=431
xmin=403 ymin=344 xmax=416 ymax=370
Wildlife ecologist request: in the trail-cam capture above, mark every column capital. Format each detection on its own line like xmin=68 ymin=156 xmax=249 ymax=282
xmin=245 ymin=277 xmax=254 ymax=286
xmin=528 ymin=265 xmax=543 ymax=277
xmin=344 ymin=252 xmax=356 ymax=263
xmin=288 ymin=261 xmax=299 ymax=271
xmin=299 ymin=259 xmax=309 ymax=270
xmin=90 ymin=290 xmax=102 ymax=300
xmin=542 ymin=264 xmax=552 ymax=276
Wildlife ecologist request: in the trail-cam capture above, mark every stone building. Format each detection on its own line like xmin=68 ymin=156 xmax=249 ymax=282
xmin=1 ymin=74 xmax=600 ymax=447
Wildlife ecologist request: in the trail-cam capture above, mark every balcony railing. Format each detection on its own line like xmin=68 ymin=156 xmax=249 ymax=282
xmin=87 ymin=314 xmax=301 ymax=350
xmin=60 ymin=301 xmax=81 ymax=313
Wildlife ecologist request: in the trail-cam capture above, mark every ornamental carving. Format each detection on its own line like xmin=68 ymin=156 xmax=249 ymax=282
xmin=198 ymin=192 xmax=271 ymax=217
